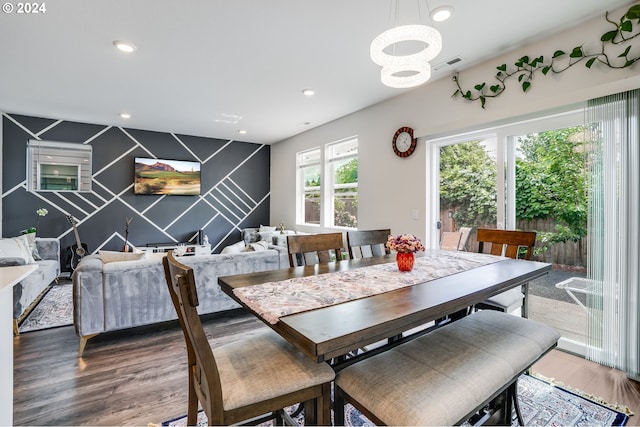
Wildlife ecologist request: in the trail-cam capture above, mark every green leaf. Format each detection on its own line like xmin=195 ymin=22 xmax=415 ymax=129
xmin=552 ymin=50 xmax=566 ymax=58
xmin=497 ymin=64 xmax=507 ymax=72
xmin=542 ymin=66 xmax=552 ymax=75
xmin=519 ymin=55 xmax=530 ymax=64
xmin=518 ymin=74 xmax=525 ymax=82
xmin=522 ymin=81 xmax=531 ymax=92
xmin=570 ymin=46 xmax=584 ymax=58
xmin=474 ymin=83 xmax=486 ymax=91
xmin=537 ymin=55 xmax=544 ymax=63
xmin=496 ymin=71 xmax=503 ymax=77
xmin=625 ymin=59 xmax=636 ymax=67
xmin=621 ymin=20 xmax=633 ymax=32
xmin=480 ymin=96 xmax=486 ymax=109
xmin=515 ymin=61 xmax=523 ymax=68
xmin=490 ymin=85 xmax=501 ymax=93
xmin=531 ymin=58 xmax=539 ymax=67
xmin=464 ymin=91 xmax=472 ymax=100
xmin=601 ymin=30 xmax=618 ymax=42
xmin=619 ymin=45 xmax=632 ymax=58
xmin=627 ymin=5 xmax=640 ymax=19
xmin=585 ymin=58 xmax=596 ymax=68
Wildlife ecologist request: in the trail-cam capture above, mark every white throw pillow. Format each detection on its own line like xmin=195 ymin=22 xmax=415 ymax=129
xmin=221 ymin=241 xmax=246 ymax=254
xmin=259 ymin=225 xmax=277 ymax=232
xmin=99 ymin=250 xmax=146 ymax=264
xmin=23 ymin=232 xmax=42 ymax=260
xmin=0 ymin=235 xmax=36 ymax=264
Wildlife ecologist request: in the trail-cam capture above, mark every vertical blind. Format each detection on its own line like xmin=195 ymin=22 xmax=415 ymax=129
xmin=585 ymin=89 xmax=640 ymax=380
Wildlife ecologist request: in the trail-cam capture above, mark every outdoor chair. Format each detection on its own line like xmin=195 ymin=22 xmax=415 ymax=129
xmin=287 ymin=232 xmax=344 ymax=267
xmin=346 ymin=229 xmax=391 ymax=259
xmin=440 ymin=231 xmax=462 ymax=251
xmin=163 ymin=251 xmax=334 ymax=426
xmin=474 ymin=228 xmax=537 ymax=317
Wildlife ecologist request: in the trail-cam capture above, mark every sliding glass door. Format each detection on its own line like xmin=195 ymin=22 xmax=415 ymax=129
xmin=429 ymin=109 xmax=590 ymax=355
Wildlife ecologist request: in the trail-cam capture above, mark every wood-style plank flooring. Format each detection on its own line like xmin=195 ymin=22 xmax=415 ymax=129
xmin=14 ymin=310 xmax=640 ymax=426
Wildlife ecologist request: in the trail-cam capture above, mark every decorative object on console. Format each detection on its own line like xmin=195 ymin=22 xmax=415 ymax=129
xmin=174 ymin=244 xmax=187 ymax=257
xmin=452 ymin=4 xmax=640 ymax=109
xmin=386 ymin=233 xmax=425 ymax=272
xmin=21 ymin=207 xmax=48 ymax=235
xmin=98 ymin=250 xmax=146 ymax=264
xmin=123 ymin=217 xmax=133 ymax=252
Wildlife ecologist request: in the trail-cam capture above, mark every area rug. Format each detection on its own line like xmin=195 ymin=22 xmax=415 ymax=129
xmin=159 ymin=373 xmax=629 ymax=426
xmin=18 ymin=283 xmax=73 ymax=333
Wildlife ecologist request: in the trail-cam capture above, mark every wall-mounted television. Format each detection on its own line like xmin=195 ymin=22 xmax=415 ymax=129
xmin=134 ymin=157 xmax=201 ymax=195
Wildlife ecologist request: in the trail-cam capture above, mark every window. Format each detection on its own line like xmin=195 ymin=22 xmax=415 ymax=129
xmin=27 ymin=140 xmax=92 ymax=192
xmin=297 ymin=148 xmax=321 ymax=225
xmin=296 ymin=137 xmax=358 ymax=228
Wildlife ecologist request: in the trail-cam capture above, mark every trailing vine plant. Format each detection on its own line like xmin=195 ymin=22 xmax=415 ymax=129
xmin=452 ymin=4 xmax=640 ymax=109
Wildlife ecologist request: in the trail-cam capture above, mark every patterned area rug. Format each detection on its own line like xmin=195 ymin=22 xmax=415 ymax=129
xmin=18 ymin=283 xmax=73 ymax=333
xmin=160 ymin=374 xmax=629 ymax=426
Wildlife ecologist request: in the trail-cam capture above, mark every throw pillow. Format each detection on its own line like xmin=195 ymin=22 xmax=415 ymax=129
xmin=242 ymin=229 xmax=259 ymax=245
xmin=99 ymin=250 xmax=146 ymax=264
xmin=0 ymin=235 xmax=36 ymax=265
xmin=221 ymin=241 xmax=246 ymax=254
xmin=259 ymin=225 xmax=277 ymax=232
xmin=23 ymin=232 xmax=42 ymax=261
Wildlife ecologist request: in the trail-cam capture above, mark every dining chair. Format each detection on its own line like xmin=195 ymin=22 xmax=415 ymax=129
xmin=439 ymin=231 xmax=462 ymax=251
xmin=287 ymin=232 xmax=344 ymax=267
xmin=346 ymin=229 xmax=391 ymax=259
xmin=163 ymin=251 xmax=334 ymax=426
xmin=474 ymin=228 xmax=537 ymax=317
xmin=458 ymin=226 xmax=472 ymax=250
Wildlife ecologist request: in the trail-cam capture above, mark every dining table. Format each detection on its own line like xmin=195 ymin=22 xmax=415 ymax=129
xmin=218 ymin=249 xmax=551 ymax=364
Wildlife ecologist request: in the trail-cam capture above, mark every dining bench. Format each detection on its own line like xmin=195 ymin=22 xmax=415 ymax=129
xmin=334 ymin=310 xmax=561 ymax=426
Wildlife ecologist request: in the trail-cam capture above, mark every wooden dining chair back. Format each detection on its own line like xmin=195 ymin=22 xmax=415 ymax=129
xmin=346 ymin=229 xmax=391 ymax=259
xmin=440 ymin=231 xmax=462 ymax=251
xmin=163 ymin=251 xmax=334 ymax=426
xmin=475 ymin=228 xmax=537 ymax=317
xmin=287 ymin=232 xmax=344 ymax=267
xmin=476 ymin=228 xmax=536 ymax=259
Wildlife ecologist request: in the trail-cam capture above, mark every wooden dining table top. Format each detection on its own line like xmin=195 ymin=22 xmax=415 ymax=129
xmin=218 ymin=250 xmax=551 ymax=363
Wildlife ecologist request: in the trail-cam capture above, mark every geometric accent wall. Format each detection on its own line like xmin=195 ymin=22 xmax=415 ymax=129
xmin=2 ymin=113 xmax=270 ymax=272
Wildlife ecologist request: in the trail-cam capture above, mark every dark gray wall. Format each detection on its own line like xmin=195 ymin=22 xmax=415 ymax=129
xmin=2 ymin=113 xmax=270 ymax=271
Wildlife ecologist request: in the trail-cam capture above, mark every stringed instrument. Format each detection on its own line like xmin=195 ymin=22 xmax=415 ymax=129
xmin=66 ymin=215 xmax=88 ymax=271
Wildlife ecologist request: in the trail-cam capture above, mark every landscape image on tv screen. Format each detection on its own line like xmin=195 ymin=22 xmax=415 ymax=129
xmin=134 ymin=157 xmax=201 ymax=195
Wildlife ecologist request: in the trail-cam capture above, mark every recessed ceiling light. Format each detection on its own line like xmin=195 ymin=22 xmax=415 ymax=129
xmin=238 ymin=129 xmax=247 ymax=135
xmin=120 ymin=113 xmax=131 ymax=119
xmin=430 ymin=5 xmax=453 ymax=22
xmin=113 ymin=40 xmax=136 ymax=53
xmin=302 ymin=89 xmax=315 ymax=96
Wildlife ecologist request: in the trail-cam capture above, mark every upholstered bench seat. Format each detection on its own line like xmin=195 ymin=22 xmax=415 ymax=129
xmin=334 ymin=310 xmax=560 ymax=426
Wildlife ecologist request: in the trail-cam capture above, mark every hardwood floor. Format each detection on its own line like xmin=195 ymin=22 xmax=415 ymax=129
xmin=14 ymin=310 xmax=640 ymax=426
xmin=13 ymin=310 xmax=267 ymax=426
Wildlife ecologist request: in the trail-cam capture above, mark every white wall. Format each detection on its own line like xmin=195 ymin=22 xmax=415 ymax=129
xmin=270 ymin=3 xmax=640 ymax=245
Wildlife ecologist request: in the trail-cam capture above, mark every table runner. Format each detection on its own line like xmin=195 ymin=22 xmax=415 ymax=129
xmin=233 ymin=251 xmax=505 ymax=324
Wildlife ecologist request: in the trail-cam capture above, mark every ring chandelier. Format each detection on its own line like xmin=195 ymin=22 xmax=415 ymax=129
xmin=370 ymin=2 xmax=445 ymax=89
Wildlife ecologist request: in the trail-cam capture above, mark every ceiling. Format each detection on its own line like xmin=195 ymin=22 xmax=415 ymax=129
xmin=0 ymin=0 xmax=632 ymax=144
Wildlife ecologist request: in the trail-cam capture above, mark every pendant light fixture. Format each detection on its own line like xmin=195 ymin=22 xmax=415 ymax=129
xmin=370 ymin=1 xmax=446 ymax=89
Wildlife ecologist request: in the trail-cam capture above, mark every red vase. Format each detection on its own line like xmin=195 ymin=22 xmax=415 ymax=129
xmin=396 ymin=252 xmax=415 ymax=272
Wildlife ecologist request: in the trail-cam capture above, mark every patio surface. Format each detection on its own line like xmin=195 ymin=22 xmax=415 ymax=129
xmin=527 ymin=268 xmax=588 ymax=344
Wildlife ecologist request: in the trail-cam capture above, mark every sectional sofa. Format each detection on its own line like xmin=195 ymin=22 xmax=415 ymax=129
xmin=10 ymin=237 xmax=60 ymax=334
xmin=72 ymin=248 xmax=284 ymax=356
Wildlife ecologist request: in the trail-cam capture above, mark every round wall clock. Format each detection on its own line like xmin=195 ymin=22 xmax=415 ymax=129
xmin=392 ymin=126 xmax=417 ymax=158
